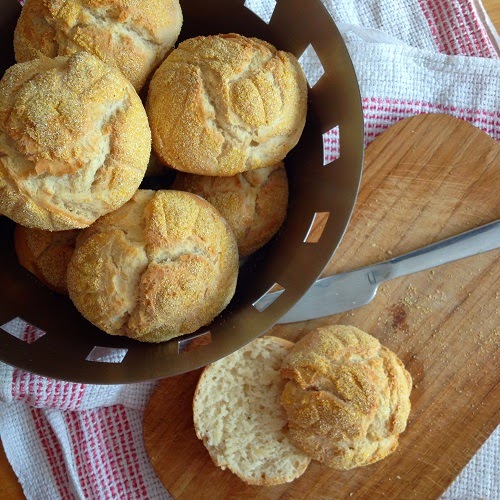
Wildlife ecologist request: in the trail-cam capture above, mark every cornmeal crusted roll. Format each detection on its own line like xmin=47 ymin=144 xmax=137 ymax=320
xmin=281 ymin=325 xmax=412 ymax=470
xmin=14 ymin=0 xmax=183 ymax=91
xmin=67 ymin=189 xmax=239 ymax=343
xmin=0 ymin=53 xmax=151 ymax=230
xmin=147 ymin=34 xmax=308 ymax=176
xmin=173 ymin=162 xmax=288 ymax=257
xmin=14 ymin=225 xmax=80 ymax=294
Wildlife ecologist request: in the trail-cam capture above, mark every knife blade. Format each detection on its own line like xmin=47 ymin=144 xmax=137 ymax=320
xmin=257 ymin=218 xmax=500 ymax=324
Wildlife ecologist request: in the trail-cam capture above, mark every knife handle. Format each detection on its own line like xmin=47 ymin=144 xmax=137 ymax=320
xmin=383 ymin=219 xmax=500 ymax=282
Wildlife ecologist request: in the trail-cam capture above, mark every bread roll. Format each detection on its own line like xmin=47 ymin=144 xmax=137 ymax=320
xmin=281 ymin=325 xmax=412 ymax=469
xmin=147 ymin=34 xmax=307 ymax=176
xmin=0 ymin=53 xmax=151 ymax=231
xmin=14 ymin=0 xmax=183 ymax=91
xmin=173 ymin=162 xmax=288 ymax=257
xmin=67 ymin=189 xmax=238 ymax=342
xmin=14 ymin=225 xmax=79 ymax=294
xmin=193 ymin=336 xmax=311 ymax=485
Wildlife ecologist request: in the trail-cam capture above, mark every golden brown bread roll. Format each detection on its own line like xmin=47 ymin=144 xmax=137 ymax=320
xmin=67 ymin=189 xmax=239 ymax=343
xmin=0 ymin=52 xmax=151 ymax=231
xmin=280 ymin=325 xmax=412 ymax=469
xmin=173 ymin=162 xmax=288 ymax=257
xmin=14 ymin=225 xmax=79 ymax=294
xmin=147 ymin=34 xmax=308 ymax=176
xmin=14 ymin=0 xmax=183 ymax=91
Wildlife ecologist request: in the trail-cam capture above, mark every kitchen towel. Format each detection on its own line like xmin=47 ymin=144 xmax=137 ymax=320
xmin=1 ymin=0 xmax=499 ymax=498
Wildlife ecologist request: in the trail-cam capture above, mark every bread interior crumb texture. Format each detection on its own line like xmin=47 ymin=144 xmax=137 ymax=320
xmin=193 ymin=337 xmax=310 ymax=485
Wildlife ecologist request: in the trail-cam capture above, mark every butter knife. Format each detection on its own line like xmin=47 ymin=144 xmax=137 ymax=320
xmin=266 ymin=219 xmax=500 ymax=324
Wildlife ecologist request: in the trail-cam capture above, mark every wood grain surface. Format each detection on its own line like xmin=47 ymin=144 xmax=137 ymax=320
xmin=0 ymin=445 xmax=24 ymax=499
xmin=483 ymin=0 xmax=500 ymax=31
xmin=1 ymin=6 xmax=499 ymax=499
xmin=143 ymin=114 xmax=500 ymax=499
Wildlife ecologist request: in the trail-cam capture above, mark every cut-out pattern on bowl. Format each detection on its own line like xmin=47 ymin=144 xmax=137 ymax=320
xmin=86 ymin=347 xmax=128 ymax=364
xmin=178 ymin=331 xmax=212 ymax=354
xmin=1 ymin=317 xmax=46 ymax=344
xmin=304 ymin=212 xmax=330 ymax=243
xmin=323 ymin=125 xmax=340 ymax=165
xmin=252 ymin=283 xmax=284 ymax=312
xmin=298 ymin=44 xmax=325 ymax=88
xmin=244 ymin=0 xmax=277 ymax=24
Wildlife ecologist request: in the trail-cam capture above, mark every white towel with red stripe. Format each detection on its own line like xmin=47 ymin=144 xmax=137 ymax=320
xmin=1 ymin=1 xmax=499 ymax=499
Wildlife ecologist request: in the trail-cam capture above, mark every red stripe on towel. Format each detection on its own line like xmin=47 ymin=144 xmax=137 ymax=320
xmin=31 ymin=408 xmax=73 ymax=499
xmin=418 ymin=0 xmax=498 ymax=58
xmin=64 ymin=406 xmax=148 ymax=499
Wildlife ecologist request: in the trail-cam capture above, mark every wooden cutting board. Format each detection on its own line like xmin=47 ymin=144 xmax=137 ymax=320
xmin=143 ymin=114 xmax=500 ymax=499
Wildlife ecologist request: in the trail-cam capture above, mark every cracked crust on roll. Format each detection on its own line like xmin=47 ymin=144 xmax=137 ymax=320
xmin=14 ymin=0 xmax=183 ymax=91
xmin=280 ymin=325 xmax=412 ymax=470
xmin=147 ymin=34 xmax=308 ymax=176
xmin=0 ymin=53 xmax=151 ymax=231
xmin=173 ymin=162 xmax=288 ymax=257
xmin=67 ymin=189 xmax=239 ymax=342
xmin=14 ymin=225 xmax=80 ymax=294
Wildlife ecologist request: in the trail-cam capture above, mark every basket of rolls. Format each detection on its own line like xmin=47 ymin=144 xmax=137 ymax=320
xmin=0 ymin=0 xmax=364 ymax=383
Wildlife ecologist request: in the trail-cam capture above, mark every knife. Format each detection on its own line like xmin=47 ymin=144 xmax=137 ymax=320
xmin=263 ymin=219 xmax=500 ymax=324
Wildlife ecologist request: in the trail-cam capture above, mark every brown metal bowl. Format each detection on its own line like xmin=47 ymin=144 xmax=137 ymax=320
xmin=0 ymin=0 xmax=363 ymax=383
